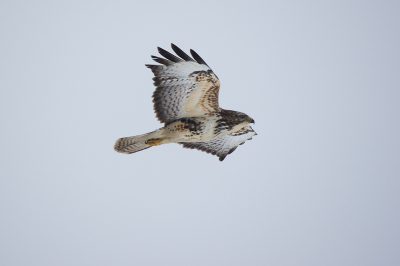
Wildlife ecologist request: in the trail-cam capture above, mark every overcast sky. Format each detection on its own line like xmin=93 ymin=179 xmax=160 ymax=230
xmin=1 ymin=0 xmax=399 ymax=265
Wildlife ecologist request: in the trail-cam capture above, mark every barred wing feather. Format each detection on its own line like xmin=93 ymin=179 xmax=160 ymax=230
xmin=146 ymin=44 xmax=221 ymax=124
xmin=179 ymin=126 xmax=257 ymax=161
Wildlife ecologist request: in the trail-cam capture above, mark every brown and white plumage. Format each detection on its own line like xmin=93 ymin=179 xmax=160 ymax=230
xmin=148 ymin=45 xmax=220 ymax=124
xmin=179 ymin=125 xmax=256 ymax=161
xmin=114 ymin=44 xmax=256 ymax=161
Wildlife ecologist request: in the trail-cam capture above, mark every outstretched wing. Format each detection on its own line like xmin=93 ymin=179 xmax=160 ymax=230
xmin=146 ymin=44 xmax=221 ymax=124
xmin=179 ymin=126 xmax=257 ymax=161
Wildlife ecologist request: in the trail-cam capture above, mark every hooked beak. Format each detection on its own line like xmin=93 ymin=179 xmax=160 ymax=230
xmin=249 ymin=118 xmax=255 ymax=124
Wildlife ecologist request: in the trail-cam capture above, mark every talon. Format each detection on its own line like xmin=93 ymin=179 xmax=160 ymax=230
xmin=145 ymin=137 xmax=165 ymax=146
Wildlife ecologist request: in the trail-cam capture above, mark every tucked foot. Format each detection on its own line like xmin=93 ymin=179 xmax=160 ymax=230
xmin=145 ymin=137 xmax=165 ymax=146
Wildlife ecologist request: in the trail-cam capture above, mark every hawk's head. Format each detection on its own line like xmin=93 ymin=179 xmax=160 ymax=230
xmin=237 ymin=112 xmax=255 ymax=124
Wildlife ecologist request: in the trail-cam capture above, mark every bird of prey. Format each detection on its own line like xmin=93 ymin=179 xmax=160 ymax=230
xmin=114 ymin=44 xmax=256 ymax=161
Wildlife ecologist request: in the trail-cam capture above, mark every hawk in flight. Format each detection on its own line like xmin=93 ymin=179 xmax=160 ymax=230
xmin=114 ymin=44 xmax=256 ymax=161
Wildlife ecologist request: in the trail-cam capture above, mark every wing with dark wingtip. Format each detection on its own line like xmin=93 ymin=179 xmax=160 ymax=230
xmin=145 ymin=44 xmax=220 ymax=124
xmin=179 ymin=126 xmax=257 ymax=161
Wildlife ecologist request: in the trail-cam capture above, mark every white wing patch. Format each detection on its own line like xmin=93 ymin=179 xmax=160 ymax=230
xmin=146 ymin=46 xmax=220 ymax=124
xmin=179 ymin=126 xmax=257 ymax=161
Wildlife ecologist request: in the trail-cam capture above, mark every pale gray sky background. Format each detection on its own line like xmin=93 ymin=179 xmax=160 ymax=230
xmin=1 ymin=0 xmax=399 ymax=265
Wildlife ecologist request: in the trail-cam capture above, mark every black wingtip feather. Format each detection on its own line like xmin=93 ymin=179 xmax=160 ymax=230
xmin=190 ymin=49 xmax=209 ymax=67
xmin=151 ymin=55 xmax=173 ymax=66
xmin=171 ymin=43 xmax=195 ymax=62
xmin=157 ymin=47 xmax=183 ymax=63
